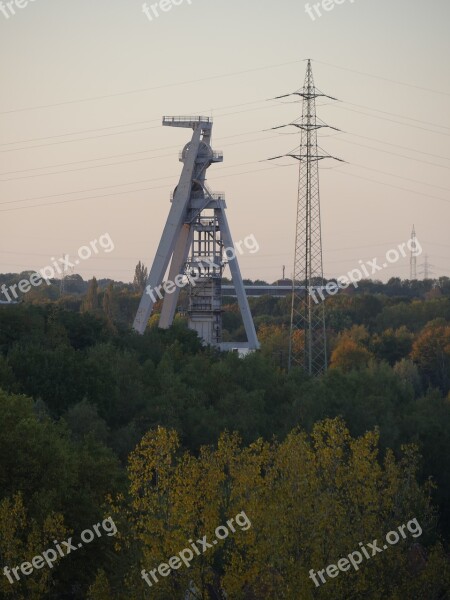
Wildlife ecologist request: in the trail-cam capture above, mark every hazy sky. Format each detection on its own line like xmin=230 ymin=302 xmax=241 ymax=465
xmin=1 ymin=0 xmax=449 ymax=284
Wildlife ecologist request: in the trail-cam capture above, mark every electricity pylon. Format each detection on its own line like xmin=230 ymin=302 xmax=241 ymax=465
xmin=419 ymin=254 xmax=433 ymax=280
xmin=269 ymin=59 xmax=343 ymax=375
xmin=410 ymin=225 xmax=418 ymax=280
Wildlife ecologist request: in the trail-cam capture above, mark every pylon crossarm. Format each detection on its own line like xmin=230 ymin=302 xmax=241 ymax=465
xmin=273 ymin=92 xmax=338 ymax=101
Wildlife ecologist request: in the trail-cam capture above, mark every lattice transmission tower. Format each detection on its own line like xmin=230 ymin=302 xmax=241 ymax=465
xmin=410 ymin=225 xmax=418 ymax=280
xmin=420 ymin=254 xmax=433 ymax=280
xmin=270 ymin=59 xmax=343 ymax=375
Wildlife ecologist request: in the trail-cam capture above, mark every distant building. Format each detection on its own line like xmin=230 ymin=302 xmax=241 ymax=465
xmin=223 ymin=284 xmax=306 ymax=298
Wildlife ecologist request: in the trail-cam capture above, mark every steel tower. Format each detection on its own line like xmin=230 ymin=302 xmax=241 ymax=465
xmin=270 ymin=59 xmax=342 ymax=375
xmin=420 ymin=254 xmax=433 ymax=280
xmin=133 ymin=116 xmax=259 ymax=352
xmin=410 ymin=225 xmax=418 ymax=280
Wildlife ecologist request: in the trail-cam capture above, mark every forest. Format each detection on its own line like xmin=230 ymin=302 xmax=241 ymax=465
xmin=0 ymin=271 xmax=449 ymax=599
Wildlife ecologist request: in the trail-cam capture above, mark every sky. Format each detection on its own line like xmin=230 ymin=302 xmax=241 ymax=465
xmin=0 ymin=0 xmax=449 ymax=284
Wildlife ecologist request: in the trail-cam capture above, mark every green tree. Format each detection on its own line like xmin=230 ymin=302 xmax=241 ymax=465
xmin=87 ymin=569 xmax=112 ymax=600
xmin=393 ymin=358 xmax=422 ymax=396
xmin=102 ymin=282 xmax=118 ymax=330
xmin=133 ymin=261 xmax=148 ymax=293
xmin=370 ymin=326 xmax=414 ymax=365
xmin=411 ymin=320 xmax=450 ymax=393
xmin=82 ymin=277 xmax=99 ymax=314
xmin=0 ymin=494 xmax=67 ymax=600
xmin=0 ymin=389 xmax=124 ymax=597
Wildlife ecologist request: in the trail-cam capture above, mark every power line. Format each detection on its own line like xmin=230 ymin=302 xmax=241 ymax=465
xmin=278 ymin=96 xmax=450 ymax=132
xmin=0 ymin=176 xmax=173 ymax=206
xmin=2 ymin=124 xmax=447 ymax=191
xmin=0 ymin=150 xmax=274 ymax=206
xmin=343 ymin=101 xmax=450 ymax=131
xmin=334 ymin=137 xmax=450 ymax=171
xmin=332 ymin=167 xmax=450 ymax=204
xmin=421 ymin=240 xmax=450 ymax=249
xmin=0 ymin=102 xmax=281 ymax=154
xmin=0 ymin=128 xmax=265 ymax=177
xmin=0 ymin=163 xmax=290 ymax=213
xmin=0 ymin=145 xmax=176 ymax=177
xmin=0 ymin=118 xmax=159 ymax=147
xmin=314 ymin=59 xmax=450 ymax=97
xmin=0 ymin=124 xmax=161 ymax=154
xmin=0 ymin=99 xmax=271 ymax=148
xmin=0 ymin=133 xmax=278 ymax=183
xmin=2 ymin=149 xmax=449 ymax=213
xmin=0 ymin=151 xmax=175 ymax=182
xmin=3 ymin=93 xmax=448 ymax=157
xmin=349 ymin=162 xmax=450 ymax=193
xmin=0 ymin=59 xmax=305 ymax=115
xmin=342 ymin=132 xmax=450 ymax=162
xmin=333 ymin=104 xmax=450 ymax=137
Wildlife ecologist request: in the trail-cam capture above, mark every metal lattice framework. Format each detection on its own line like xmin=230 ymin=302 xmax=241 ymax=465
xmin=269 ymin=59 xmax=343 ymax=375
xmin=410 ymin=225 xmax=417 ymax=280
xmin=420 ymin=254 xmax=433 ymax=280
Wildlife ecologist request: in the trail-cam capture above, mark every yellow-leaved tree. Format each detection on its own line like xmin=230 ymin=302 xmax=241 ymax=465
xmin=98 ymin=419 xmax=450 ymax=599
xmin=0 ymin=494 xmax=66 ymax=600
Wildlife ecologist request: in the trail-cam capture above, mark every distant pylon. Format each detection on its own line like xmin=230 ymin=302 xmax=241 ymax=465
xmin=269 ymin=59 xmax=343 ymax=375
xmin=419 ymin=254 xmax=434 ymax=279
xmin=410 ymin=225 xmax=417 ymax=280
